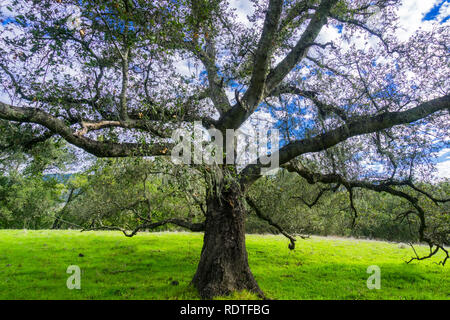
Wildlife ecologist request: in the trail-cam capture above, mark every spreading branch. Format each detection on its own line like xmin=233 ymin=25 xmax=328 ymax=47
xmin=82 ymin=218 xmax=205 ymax=237
xmin=217 ymin=0 xmax=339 ymax=131
xmin=0 ymin=101 xmax=173 ymax=157
xmin=284 ymin=161 xmax=449 ymax=265
xmin=241 ymin=94 xmax=450 ymax=184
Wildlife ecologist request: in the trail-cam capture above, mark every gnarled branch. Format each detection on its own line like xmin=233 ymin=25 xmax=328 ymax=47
xmin=284 ymin=161 xmax=449 ymax=265
xmin=82 ymin=218 xmax=205 ymax=237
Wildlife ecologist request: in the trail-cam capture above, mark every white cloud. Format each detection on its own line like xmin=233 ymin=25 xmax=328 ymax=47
xmin=436 ymin=160 xmax=450 ymax=179
xmin=0 ymin=91 xmax=11 ymax=105
xmin=396 ymin=0 xmax=443 ymax=41
xmin=316 ymin=0 xmax=448 ymax=55
xmin=0 ymin=0 xmax=16 ymax=17
xmin=66 ymin=6 xmax=82 ymax=31
xmin=317 ymin=24 xmax=341 ymax=44
xmin=173 ymin=57 xmax=201 ymax=78
xmin=438 ymin=1 xmax=450 ymax=20
xmin=436 ymin=148 xmax=450 ymax=158
xmin=435 ymin=148 xmax=450 ymax=179
xmin=229 ymin=0 xmax=254 ymax=27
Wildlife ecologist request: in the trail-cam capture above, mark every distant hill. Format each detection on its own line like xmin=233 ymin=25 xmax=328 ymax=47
xmin=43 ymin=173 xmax=73 ymax=183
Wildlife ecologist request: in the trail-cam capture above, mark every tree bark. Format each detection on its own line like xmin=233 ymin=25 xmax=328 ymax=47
xmin=192 ymin=185 xmax=263 ymax=299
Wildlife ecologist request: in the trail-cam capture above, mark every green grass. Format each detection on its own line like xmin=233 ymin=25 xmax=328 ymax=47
xmin=0 ymin=230 xmax=448 ymax=300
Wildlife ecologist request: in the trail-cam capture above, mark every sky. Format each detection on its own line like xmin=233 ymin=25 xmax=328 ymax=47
xmin=0 ymin=0 xmax=449 ymax=179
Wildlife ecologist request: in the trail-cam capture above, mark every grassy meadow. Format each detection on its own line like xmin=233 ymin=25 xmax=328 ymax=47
xmin=0 ymin=230 xmax=448 ymax=300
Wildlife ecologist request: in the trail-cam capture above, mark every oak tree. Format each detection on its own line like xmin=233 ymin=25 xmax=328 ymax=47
xmin=0 ymin=0 xmax=449 ymax=298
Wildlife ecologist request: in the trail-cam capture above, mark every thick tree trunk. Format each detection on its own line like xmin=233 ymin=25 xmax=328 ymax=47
xmin=192 ymin=186 xmax=263 ymax=299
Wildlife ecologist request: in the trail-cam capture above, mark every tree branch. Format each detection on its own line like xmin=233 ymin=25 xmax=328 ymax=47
xmin=284 ymin=161 xmax=449 ymax=265
xmin=240 ymin=94 xmax=450 ymax=183
xmin=0 ymin=101 xmax=173 ymax=157
xmin=82 ymin=218 xmax=205 ymax=237
xmin=242 ymin=0 xmax=284 ymax=109
xmin=265 ymin=0 xmax=339 ymax=92
xmin=216 ymin=0 xmax=338 ymax=131
xmin=270 ymin=84 xmax=349 ymax=120
xmin=292 ymin=184 xmax=340 ymax=208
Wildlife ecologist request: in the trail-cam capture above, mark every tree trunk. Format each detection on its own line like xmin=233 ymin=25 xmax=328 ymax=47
xmin=192 ymin=185 xmax=263 ymax=299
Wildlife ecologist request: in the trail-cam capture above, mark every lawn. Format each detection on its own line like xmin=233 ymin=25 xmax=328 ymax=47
xmin=0 ymin=230 xmax=448 ymax=300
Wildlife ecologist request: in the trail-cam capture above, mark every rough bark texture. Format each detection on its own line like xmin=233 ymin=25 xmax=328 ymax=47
xmin=192 ymin=187 xmax=263 ymax=299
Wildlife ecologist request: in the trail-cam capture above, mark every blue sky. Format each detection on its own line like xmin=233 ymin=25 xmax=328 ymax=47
xmin=423 ymin=0 xmax=450 ymax=22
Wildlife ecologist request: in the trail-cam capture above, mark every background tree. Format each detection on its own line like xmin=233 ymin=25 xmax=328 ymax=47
xmin=63 ymin=157 xmax=206 ymax=232
xmin=0 ymin=124 xmax=74 ymax=229
xmin=0 ymin=0 xmax=448 ymax=298
xmin=247 ymin=171 xmax=449 ymax=246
